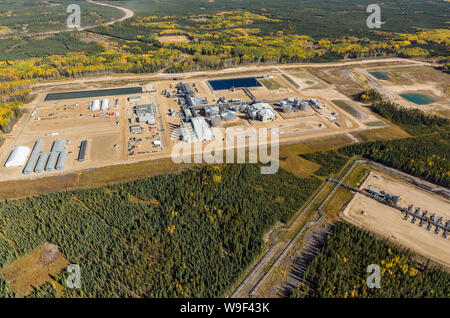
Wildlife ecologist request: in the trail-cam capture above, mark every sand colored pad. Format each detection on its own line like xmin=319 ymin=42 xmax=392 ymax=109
xmin=342 ymin=171 xmax=450 ymax=268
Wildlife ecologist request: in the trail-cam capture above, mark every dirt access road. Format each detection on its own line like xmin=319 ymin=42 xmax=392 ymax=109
xmin=29 ymin=58 xmax=432 ymax=91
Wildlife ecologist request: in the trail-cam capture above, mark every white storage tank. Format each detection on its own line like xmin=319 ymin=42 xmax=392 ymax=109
xmin=211 ymin=115 xmax=221 ymax=127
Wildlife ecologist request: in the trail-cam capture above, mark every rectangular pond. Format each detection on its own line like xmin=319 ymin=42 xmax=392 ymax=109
xmin=400 ymin=93 xmax=436 ymax=105
xmin=45 ymin=87 xmax=143 ymax=101
xmin=208 ymin=77 xmax=263 ymax=91
xmin=370 ymin=72 xmax=390 ymax=80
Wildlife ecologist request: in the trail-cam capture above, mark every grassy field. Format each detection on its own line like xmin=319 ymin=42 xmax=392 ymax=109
xmin=322 ymin=161 xmax=371 ymax=221
xmin=259 ymin=78 xmax=285 ymax=90
xmin=332 ymin=100 xmax=369 ymax=120
xmin=291 ymin=71 xmax=327 ymax=89
xmin=351 ymin=125 xmax=410 ymax=142
xmin=279 ymin=148 xmax=320 ymax=178
xmin=1 ymin=243 xmax=68 ymax=297
xmin=281 ymin=74 xmax=299 ymax=89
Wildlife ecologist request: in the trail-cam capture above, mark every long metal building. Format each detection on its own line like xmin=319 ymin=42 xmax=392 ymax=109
xmin=35 ymin=152 xmax=50 ymax=173
xmin=56 ymin=150 xmax=68 ymax=170
xmin=45 ymin=151 xmax=59 ymax=171
xmin=51 ymin=139 xmax=67 ymax=153
xmin=23 ymin=139 xmax=44 ymax=174
xmin=78 ymin=140 xmax=88 ymax=162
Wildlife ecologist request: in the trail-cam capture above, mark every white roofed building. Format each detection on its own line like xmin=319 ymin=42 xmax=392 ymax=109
xmin=5 ymin=146 xmax=31 ymax=167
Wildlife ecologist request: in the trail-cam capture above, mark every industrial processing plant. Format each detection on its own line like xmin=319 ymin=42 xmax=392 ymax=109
xmin=1 ymin=70 xmax=385 ymax=181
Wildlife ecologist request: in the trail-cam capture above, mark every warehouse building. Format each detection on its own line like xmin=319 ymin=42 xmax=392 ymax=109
xmin=23 ymin=139 xmax=44 ymax=174
xmin=130 ymin=125 xmax=143 ymax=134
xmin=128 ymin=96 xmax=142 ymax=102
xmin=178 ymin=82 xmax=193 ymax=96
xmin=101 ymin=99 xmax=109 ymax=111
xmin=134 ymin=104 xmax=155 ymax=116
xmin=90 ymin=100 xmax=100 ymax=111
xmin=5 ymin=146 xmax=31 ymax=167
xmin=181 ymin=117 xmax=215 ymax=143
xmin=137 ymin=114 xmax=156 ymax=125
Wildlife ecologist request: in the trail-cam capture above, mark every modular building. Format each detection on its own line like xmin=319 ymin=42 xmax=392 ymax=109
xmin=130 ymin=125 xmax=143 ymax=134
xmin=35 ymin=152 xmax=50 ymax=173
xmin=23 ymin=139 xmax=44 ymax=174
xmin=5 ymin=146 xmax=31 ymax=167
xmin=134 ymin=104 xmax=155 ymax=116
xmin=137 ymin=114 xmax=156 ymax=125
xmin=128 ymin=96 xmax=142 ymax=102
xmin=210 ymin=115 xmax=221 ymax=127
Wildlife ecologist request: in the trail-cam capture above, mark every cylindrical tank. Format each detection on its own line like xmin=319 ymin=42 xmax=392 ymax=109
xmin=205 ymin=108 xmax=216 ymax=118
xmin=249 ymin=110 xmax=258 ymax=120
xmin=211 ymin=115 xmax=221 ymax=127
xmin=283 ymin=104 xmax=292 ymax=114
xmin=239 ymin=105 xmax=248 ymax=113
xmin=221 ymin=111 xmax=236 ymax=121
xmin=300 ymin=101 xmax=309 ymax=111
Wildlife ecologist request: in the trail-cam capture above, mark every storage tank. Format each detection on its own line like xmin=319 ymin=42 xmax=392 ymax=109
xmin=283 ymin=104 xmax=292 ymax=114
xmin=248 ymin=110 xmax=258 ymax=120
xmin=205 ymin=107 xmax=217 ymax=118
xmin=221 ymin=111 xmax=236 ymax=121
xmin=300 ymin=101 xmax=309 ymax=111
xmin=239 ymin=105 xmax=248 ymax=113
xmin=211 ymin=115 xmax=221 ymax=127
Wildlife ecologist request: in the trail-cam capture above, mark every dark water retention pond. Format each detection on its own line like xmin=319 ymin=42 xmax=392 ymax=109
xmin=208 ymin=77 xmax=263 ymax=91
xmin=400 ymin=93 xmax=436 ymax=105
xmin=45 ymin=87 xmax=143 ymax=101
xmin=370 ymin=72 xmax=390 ymax=80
